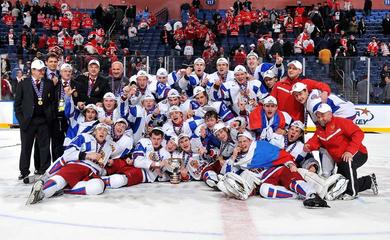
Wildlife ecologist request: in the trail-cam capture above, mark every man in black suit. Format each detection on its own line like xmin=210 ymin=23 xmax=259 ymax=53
xmin=72 ymin=59 xmax=110 ymax=107
xmin=14 ymin=59 xmax=55 ymax=180
xmin=33 ymin=53 xmax=60 ymax=170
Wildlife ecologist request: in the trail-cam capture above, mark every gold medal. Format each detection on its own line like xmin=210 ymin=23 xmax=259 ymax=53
xmin=38 ymin=98 xmax=43 ymax=106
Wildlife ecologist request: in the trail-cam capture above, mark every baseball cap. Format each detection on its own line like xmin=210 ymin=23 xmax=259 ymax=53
xmin=156 ymin=68 xmax=168 ymax=77
xmin=60 ymin=63 xmax=72 ymax=71
xmin=95 ymin=123 xmax=110 ymax=131
xmin=194 ymin=58 xmax=205 ymax=65
xmin=141 ymin=93 xmax=155 ymax=101
xmin=169 ymin=105 xmax=181 ymax=115
xmin=114 ymin=118 xmax=129 ymax=128
xmin=88 ymin=59 xmax=100 ymax=67
xmin=216 ymin=57 xmax=229 ymax=65
xmin=167 ymin=89 xmax=180 ymax=98
xmin=31 ymin=59 xmax=45 ymax=70
xmin=287 ymin=60 xmax=303 ymax=70
xmin=213 ymin=122 xmax=227 ymax=134
xmin=193 ymin=86 xmax=206 ymax=96
xmin=290 ymin=120 xmax=305 ymax=131
xmin=262 ymin=96 xmax=278 ymax=105
xmin=103 ymin=92 xmax=116 ymax=100
xmin=291 ymin=82 xmax=307 ymax=93
xmin=136 ymin=70 xmax=148 ymax=78
xmin=237 ymin=131 xmax=254 ymax=141
xmin=263 ymin=69 xmax=276 ymax=79
xmin=315 ymin=103 xmax=332 ymax=114
xmin=83 ymin=104 xmax=98 ymax=114
xmin=234 ymin=65 xmax=247 ymax=74
xmin=247 ymin=52 xmax=259 ymax=59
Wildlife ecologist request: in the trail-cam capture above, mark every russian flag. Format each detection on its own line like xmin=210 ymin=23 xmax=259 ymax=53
xmin=247 ymin=141 xmax=293 ymax=169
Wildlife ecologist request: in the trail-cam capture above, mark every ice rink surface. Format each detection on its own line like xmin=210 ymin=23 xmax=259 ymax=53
xmin=0 ymin=129 xmax=389 ymax=240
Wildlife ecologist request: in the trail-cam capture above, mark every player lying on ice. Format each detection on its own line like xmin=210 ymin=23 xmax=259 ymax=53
xmin=27 ymin=123 xmax=114 ymax=204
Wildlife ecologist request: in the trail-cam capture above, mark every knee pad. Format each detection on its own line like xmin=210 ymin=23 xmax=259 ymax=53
xmin=86 ymin=178 xmax=105 ymax=195
xmin=43 ymin=175 xmax=67 ymax=198
xmin=103 ymin=174 xmax=128 ymax=189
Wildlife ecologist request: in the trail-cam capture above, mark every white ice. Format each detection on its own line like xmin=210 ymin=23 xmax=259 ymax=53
xmin=0 ymin=129 xmax=389 ymax=240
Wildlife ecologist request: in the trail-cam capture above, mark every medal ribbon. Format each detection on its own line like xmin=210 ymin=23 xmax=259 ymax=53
xmin=31 ymin=78 xmax=44 ymax=99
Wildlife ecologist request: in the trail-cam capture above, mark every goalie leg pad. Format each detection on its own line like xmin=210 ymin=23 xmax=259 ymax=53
xmin=223 ymin=172 xmax=250 ymax=200
xmin=325 ymin=178 xmax=349 ymax=201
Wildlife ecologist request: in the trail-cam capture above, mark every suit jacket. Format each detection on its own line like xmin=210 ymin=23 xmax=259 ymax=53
xmin=14 ymin=77 xmax=55 ymax=130
xmin=72 ymin=74 xmax=111 ymax=104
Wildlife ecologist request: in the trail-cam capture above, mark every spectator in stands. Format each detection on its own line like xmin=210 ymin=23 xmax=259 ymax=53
xmin=183 ymin=40 xmax=194 ymax=62
xmin=356 ymin=75 xmax=373 ymax=104
xmin=380 ymin=42 xmax=390 ymax=57
xmin=358 ymin=17 xmax=366 ymax=37
xmin=1 ymin=1 xmax=10 ymax=15
xmin=367 ymin=37 xmax=378 ymax=56
xmin=269 ymin=38 xmax=284 ymax=58
xmin=243 ymin=0 xmax=252 ymax=11
xmin=347 ymin=35 xmax=358 ymax=56
xmin=272 ymin=20 xmax=282 ymax=39
xmin=363 ymin=0 xmax=372 ymax=16
xmin=383 ymin=76 xmax=390 ymax=104
xmin=383 ymin=13 xmax=390 ymax=35
xmin=1 ymin=73 xmax=13 ymax=100
xmin=73 ymin=30 xmax=84 ymax=52
xmin=303 ymin=36 xmax=315 ymax=55
xmin=233 ymin=0 xmax=243 ymax=16
xmin=23 ymin=11 xmax=31 ymax=28
xmin=128 ymin=22 xmax=138 ymax=46
xmin=348 ymin=16 xmax=358 ymax=34
xmin=233 ymin=45 xmax=247 ymax=66
xmin=380 ymin=64 xmax=390 ymax=88
xmin=319 ymin=47 xmax=332 ymax=75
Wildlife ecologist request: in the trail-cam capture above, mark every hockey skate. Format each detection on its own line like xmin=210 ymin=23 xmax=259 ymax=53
xmin=26 ymin=179 xmax=44 ymax=205
xmin=303 ymin=193 xmax=330 ymax=208
xmin=370 ymin=173 xmax=378 ymax=195
xmin=338 ymin=193 xmax=357 ymax=200
xmin=23 ymin=174 xmax=42 ymax=184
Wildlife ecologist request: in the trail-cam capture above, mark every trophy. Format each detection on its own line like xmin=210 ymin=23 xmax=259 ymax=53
xmin=165 ymin=158 xmax=183 ymax=184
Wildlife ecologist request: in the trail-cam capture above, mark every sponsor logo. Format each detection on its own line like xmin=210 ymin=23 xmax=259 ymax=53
xmin=205 ymin=0 xmax=216 ymax=6
xmin=354 ymin=107 xmax=374 ymax=125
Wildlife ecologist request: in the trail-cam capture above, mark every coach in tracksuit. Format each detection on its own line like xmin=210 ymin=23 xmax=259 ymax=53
xmin=303 ymin=103 xmax=378 ymax=200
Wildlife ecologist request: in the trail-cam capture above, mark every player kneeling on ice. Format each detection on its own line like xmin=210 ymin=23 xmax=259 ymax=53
xmin=303 ymin=103 xmax=378 ymax=200
xmin=27 ymin=123 xmax=114 ymax=204
xmin=217 ymin=131 xmax=330 ymax=208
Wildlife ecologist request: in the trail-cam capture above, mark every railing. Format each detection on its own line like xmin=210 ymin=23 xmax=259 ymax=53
xmin=1 ymin=54 xmax=388 ymax=104
xmin=156 ymin=7 xmax=169 ymax=24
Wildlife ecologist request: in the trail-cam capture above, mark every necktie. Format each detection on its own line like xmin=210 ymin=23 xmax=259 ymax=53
xmin=50 ymin=72 xmax=56 ymax=79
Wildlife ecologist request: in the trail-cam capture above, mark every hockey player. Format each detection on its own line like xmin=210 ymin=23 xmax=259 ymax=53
xmin=189 ymin=86 xmax=235 ymax=123
xmin=253 ymin=54 xmax=284 ymax=85
xmin=177 ymin=134 xmax=208 ymax=181
xmin=303 ymin=103 xmax=378 ymax=200
xmin=157 ymin=88 xmax=181 ymax=117
xmin=217 ymin=131 xmax=329 ymax=208
xmin=98 ymin=92 xmax=121 ymax=125
xmin=162 ymin=105 xmax=194 ymax=138
xmin=248 ymin=96 xmax=292 ymax=141
xmin=201 ymin=122 xmax=236 ymax=189
xmin=270 ymin=60 xmax=331 ymax=121
xmin=63 ymin=87 xmax=100 ymax=147
xmin=177 ymin=58 xmax=209 ymax=96
xmin=205 ymin=58 xmax=235 ymax=88
xmin=291 ymin=82 xmax=356 ymax=124
xmin=108 ymin=118 xmax=133 ymax=159
xmin=27 ymin=123 xmax=114 ymax=204
xmin=132 ymin=128 xmax=171 ymax=183
xmin=211 ymin=65 xmax=268 ymax=115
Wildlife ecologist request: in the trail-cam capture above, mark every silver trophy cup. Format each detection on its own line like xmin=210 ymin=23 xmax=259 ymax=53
xmin=166 ymin=158 xmax=183 ymax=184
